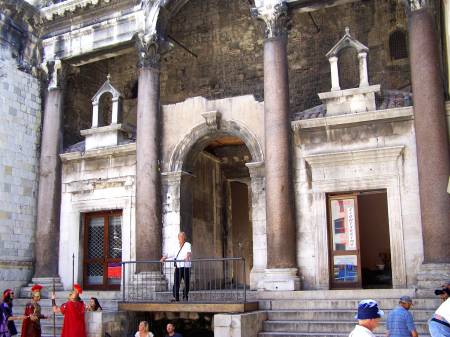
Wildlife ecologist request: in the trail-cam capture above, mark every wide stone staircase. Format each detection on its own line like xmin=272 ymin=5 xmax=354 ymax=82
xmin=255 ymin=289 xmax=441 ymax=337
xmin=13 ymin=291 xmax=122 ymax=337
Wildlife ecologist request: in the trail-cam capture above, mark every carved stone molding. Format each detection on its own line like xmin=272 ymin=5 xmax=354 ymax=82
xmin=251 ymin=2 xmax=288 ymax=39
xmin=201 ymin=110 xmax=221 ymax=130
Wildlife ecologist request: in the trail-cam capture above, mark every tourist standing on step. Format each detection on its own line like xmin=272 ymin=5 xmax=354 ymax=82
xmin=165 ymin=323 xmax=182 ymax=337
xmin=51 ymin=284 xmax=86 ymax=337
xmin=428 ymin=288 xmax=450 ymax=337
xmin=386 ymin=296 xmax=418 ymax=337
xmin=21 ymin=285 xmax=48 ymax=337
xmin=160 ymin=232 xmax=192 ymax=302
xmin=349 ymin=299 xmax=384 ymax=337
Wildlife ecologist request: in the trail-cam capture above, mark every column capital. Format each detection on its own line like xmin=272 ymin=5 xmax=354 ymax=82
xmin=41 ymin=59 xmax=66 ymax=91
xmin=135 ymin=32 xmax=173 ymax=69
xmin=251 ymin=2 xmax=288 ymax=39
xmin=407 ymin=0 xmax=429 ymax=11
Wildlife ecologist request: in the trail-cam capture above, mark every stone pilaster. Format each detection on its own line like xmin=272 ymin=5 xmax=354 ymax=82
xmin=33 ymin=59 xmax=65 ymax=291
xmin=135 ymin=33 xmax=164 ymax=268
xmin=246 ymin=162 xmax=267 ymax=290
xmin=252 ymin=2 xmax=300 ymax=290
xmin=408 ymin=3 xmax=450 ymax=289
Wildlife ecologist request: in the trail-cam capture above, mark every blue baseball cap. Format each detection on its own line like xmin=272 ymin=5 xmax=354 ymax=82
xmin=355 ymin=299 xmax=384 ymax=320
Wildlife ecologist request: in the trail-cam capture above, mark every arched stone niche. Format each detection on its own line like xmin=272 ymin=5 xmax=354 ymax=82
xmin=162 ymin=118 xmax=267 ymax=290
xmin=318 ymin=27 xmax=381 ymax=116
xmin=80 ymin=75 xmax=130 ymax=150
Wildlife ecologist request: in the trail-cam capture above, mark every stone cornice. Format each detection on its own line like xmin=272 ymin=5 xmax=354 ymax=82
xmin=60 ymin=142 xmax=136 ymax=162
xmin=41 ymin=0 xmax=128 ymax=21
xmin=291 ymin=106 xmax=414 ymax=131
xmin=304 ymin=146 xmax=405 ymax=167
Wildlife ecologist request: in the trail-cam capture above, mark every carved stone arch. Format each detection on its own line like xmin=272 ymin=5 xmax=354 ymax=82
xmin=168 ymin=119 xmax=264 ymax=172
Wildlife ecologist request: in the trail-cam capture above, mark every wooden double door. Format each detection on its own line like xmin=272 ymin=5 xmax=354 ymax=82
xmin=83 ymin=211 xmax=122 ymax=290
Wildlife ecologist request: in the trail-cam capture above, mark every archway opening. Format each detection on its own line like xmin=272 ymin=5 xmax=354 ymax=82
xmin=180 ymin=135 xmax=253 ymax=287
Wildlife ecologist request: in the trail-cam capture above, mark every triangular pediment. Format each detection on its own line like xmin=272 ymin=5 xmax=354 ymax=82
xmin=92 ymin=75 xmax=122 ymax=103
xmin=326 ymin=27 xmax=368 ymax=58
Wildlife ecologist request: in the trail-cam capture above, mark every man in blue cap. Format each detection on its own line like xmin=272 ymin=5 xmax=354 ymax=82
xmin=349 ymin=299 xmax=384 ymax=337
xmin=386 ymin=296 xmax=418 ymax=337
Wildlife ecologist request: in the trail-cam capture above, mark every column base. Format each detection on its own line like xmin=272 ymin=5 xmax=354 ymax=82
xmin=250 ymin=268 xmax=266 ymax=290
xmin=21 ymin=277 xmax=64 ymax=298
xmin=262 ymin=268 xmax=301 ymax=291
xmin=416 ymin=263 xmax=450 ymax=297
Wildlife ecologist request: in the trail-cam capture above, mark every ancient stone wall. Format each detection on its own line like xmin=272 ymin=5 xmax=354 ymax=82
xmin=0 ymin=48 xmax=41 ymax=290
xmin=62 ymin=0 xmax=410 ymax=147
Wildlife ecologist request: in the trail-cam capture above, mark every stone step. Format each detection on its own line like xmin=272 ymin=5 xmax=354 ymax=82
xmin=266 ymin=298 xmax=441 ymax=310
xmin=255 ymin=289 xmax=416 ymax=300
xmin=266 ymin=309 xmax=435 ymax=321
xmin=15 ymin=322 xmax=62 ymax=336
xmin=262 ymin=321 xmax=430 ymax=334
xmin=258 ymin=330 xmax=431 ymax=337
xmin=13 ymin=298 xmax=120 ymax=310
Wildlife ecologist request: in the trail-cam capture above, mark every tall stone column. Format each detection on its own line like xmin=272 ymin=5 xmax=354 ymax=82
xmin=253 ymin=2 xmax=300 ymax=290
xmin=32 ymin=60 xmax=64 ymax=292
xmin=135 ymin=33 xmax=163 ymax=268
xmin=408 ymin=3 xmax=450 ymax=288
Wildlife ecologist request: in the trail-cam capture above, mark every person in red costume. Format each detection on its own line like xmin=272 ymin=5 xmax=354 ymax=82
xmin=21 ymin=285 xmax=48 ymax=337
xmin=51 ymin=284 xmax=86 ymax=337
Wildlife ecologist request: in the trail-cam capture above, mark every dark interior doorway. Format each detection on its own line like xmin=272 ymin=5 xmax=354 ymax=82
xmin=359 ymin=190 xmax=392 ymax=288
xmin=328 ymin=190 xmax=392 ymax=289
xmin=181 ymin=136 xmax=253 ymax=287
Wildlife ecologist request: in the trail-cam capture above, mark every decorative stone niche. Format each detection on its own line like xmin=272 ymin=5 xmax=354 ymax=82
xmin=80 ymin=75 xmax=130 ymax=150
xmin=318 ymin=27 xmax=380 ymax=116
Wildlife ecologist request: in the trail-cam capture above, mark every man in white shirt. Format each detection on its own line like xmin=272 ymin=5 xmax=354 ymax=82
xmin=349 ymin=299 xmax=384 ymax=337
xmin=160 ymin=232 xmax=192 ymax=302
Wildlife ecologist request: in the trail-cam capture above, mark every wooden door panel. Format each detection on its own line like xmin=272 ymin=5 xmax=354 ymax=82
xmin=328 ymin=195 xmax=362 ymax=289
xmin=83 ymin=211 xmax=122 ymax=290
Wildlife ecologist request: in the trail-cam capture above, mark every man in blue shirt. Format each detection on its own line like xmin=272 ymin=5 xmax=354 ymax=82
xmin=165 ymin=323 xmax=183 ymax=337
xmin=386 ymin=296 xmax=418 ymax=337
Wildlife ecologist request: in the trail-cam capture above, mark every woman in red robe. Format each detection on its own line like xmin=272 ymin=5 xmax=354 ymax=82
xmin=52 ymin=284 xmax=86 ymax=337
xmin=21 ymin=285 xmax=47 ymax=337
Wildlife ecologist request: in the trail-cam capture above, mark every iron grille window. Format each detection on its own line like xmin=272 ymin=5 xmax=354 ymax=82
xmin=389 ymin=30 xmax=408 ymax=61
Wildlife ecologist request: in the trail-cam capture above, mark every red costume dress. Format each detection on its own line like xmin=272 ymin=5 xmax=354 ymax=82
xmin=21 ymin=302 xmax=44 ymax=337
xmin=60 ymin=300 xmax=86 ymax=337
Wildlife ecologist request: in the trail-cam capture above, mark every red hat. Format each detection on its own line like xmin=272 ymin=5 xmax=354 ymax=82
xmin=3 ymin=289 xmax=12 ymax=300
xmin=31 ymin=284 xmax=43 ymax=293
xmin=73 ymin=284 xmax=82 ymax=295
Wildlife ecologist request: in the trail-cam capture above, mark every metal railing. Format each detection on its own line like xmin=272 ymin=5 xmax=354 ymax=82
xmin=121 ymin=257 xmax=247 ymax=303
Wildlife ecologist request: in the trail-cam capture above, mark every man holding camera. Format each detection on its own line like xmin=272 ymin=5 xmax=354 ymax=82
xmin=428 ymin=287 xmax=450 ymax=336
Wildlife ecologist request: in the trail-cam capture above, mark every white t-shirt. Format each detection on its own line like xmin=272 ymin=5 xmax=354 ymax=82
xmin=435 ymin=298 xmax=450 ymax=323
xmin=170 ymin=242 xmax=192 ymax=268
xmin=134 ymin=332 xmax=154 ymax=337
xmin=349 ymin=325 xmax=376 ymax=337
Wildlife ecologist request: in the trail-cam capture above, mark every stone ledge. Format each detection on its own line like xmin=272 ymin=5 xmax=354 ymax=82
xmin=292 ymin=106 xmax=413 ymax=131
xmin=60 ymin=142 xmax=135 ymax=162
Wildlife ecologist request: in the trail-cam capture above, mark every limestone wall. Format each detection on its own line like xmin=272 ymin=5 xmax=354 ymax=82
xmin=0 ymin=48 xmax=41 ymax=290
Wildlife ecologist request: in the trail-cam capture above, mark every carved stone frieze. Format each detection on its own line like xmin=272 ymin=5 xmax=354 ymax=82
xmin=408 ymin=0 xmax=427 ymax=11
xmin=251 ymin=2 xmax=288 ymax=39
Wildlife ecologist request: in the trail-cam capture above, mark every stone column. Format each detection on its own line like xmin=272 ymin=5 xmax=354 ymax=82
xmin=135 ymin=34 xmax=164 ymax=269
xmin=329 ymin=56 xmax=340 ymax=91
xmin=408 ymin=4 xmax=450 ymax=288
xmin=253 ymin=2 xmax=300 ymax=290
xmin=32 ymin=60 xmax=64 ymax=292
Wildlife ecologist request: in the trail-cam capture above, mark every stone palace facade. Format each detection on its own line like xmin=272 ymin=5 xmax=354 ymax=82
xmin=0 ymin=0 xmax=449 ymax=296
